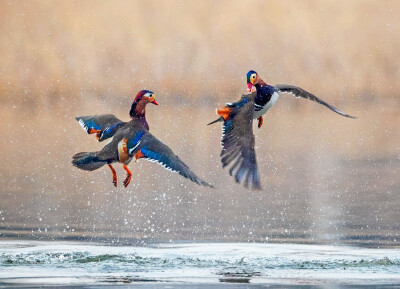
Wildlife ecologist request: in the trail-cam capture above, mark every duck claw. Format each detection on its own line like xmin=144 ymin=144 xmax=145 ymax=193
xmin=257 ymin=116 xmax=263 ymax=129
xmin=122 ymin=164 xmax=132 ymax=188
xmin=108 ymin=164 xmax=118 ymax=188
xmin=123 ymin=174 xmax=132 ymax=188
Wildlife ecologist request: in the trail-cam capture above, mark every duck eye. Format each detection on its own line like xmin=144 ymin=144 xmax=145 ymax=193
xmin=252 ymin=75 xmax=256 ymax=79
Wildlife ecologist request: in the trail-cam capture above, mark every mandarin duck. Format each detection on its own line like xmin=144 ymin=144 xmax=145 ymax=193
xmin=208 ymin=70 xmax=356 ymax=189
xmin=73 ymin=90 xmax=212 ymax=188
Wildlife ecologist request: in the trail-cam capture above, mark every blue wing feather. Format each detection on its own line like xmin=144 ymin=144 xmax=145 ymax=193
xmin=140 ymin=147 xmax=176 ymax=171
xmin=101 ymin=123 xmax=124 ymax=140
xmin=76 ymin=114 xmax=126 ymax=142
xmin=78 ymin=118 xmax=102 ymax=132
xmin=126 ymin=131 xmax=146 ymax=154
xmin=130 ymin=133 xmax=213 ymax=187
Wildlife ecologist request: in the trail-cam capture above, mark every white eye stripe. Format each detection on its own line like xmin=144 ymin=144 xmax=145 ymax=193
xmin=144 ymin=92 xmax=152 ymax=97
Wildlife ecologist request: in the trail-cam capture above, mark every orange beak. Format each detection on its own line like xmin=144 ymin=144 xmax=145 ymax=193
xmin=148 ymin=93 xmax=158 ymax=105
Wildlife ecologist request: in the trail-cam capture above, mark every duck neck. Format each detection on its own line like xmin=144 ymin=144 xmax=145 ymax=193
xmin=255 ymin=80 xmax=267 ymax=89
xmin=130 ymin=102 xmax=150 ymax=130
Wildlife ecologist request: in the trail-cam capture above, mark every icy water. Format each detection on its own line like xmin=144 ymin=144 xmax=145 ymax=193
xmin=1 ymin=241 xmax=400 ymax=288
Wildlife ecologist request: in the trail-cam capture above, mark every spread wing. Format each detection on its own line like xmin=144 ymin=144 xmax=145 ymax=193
xmin=76 ymin=114 xmax=126 ymax=141
xmin=125 ymin=131 xmax=213 ymax=187
xmin=275 ymin=84 xmax=356 ymax=118
xmin=220 ymin=97 xmax=261 ymax=190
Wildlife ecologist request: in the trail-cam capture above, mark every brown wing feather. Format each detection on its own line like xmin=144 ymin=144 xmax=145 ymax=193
xmin=275 ymin=84 xmax=356 ymax=119
xmin=220 ymin=98 xmax=261 ymax=189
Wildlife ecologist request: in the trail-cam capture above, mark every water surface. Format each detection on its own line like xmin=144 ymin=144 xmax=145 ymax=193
xmin=1 ymin=241 xmax=400 ymax=288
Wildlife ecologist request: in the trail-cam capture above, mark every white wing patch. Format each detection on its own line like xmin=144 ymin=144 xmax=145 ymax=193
xmin=105 ymin=137 xmax=114 ymax=145
xmin=221 ymin=124 xmax=227 ymax=146
xmin=128 ymin=141 xmax=141 ymax=154
xmin=78 ymin=119 xmax=89 ymax=133
xmin=143 ymin=157 xmax=178 ymax=173
xmin=282 ymin=90 xmax=300 ymax=98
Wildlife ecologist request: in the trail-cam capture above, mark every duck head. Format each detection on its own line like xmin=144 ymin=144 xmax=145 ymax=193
xmin=246 ymin=70 xmax=266 ymax=92
xmin=129 ymin=90 xmax=158 ymax=118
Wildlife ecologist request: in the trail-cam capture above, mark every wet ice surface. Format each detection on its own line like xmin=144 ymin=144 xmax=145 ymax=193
xmin=1 ymin=241 xmax=400 ymax=288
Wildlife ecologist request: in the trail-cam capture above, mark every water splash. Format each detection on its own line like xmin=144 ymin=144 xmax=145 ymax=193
xmin=1 ymin=241 xmax=400 ymax=286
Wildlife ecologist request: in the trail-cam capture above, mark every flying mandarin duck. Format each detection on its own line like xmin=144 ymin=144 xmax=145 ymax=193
xmin=73 ymin=90 xmax=212 ymax=188
xmin=208 ymin=70 xmax=356 ymax=190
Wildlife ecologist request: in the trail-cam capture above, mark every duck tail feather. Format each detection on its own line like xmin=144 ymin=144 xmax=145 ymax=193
xmin=207 ymin=116 xmax=224 ymax=125
xmin=71 ymin=152 xmax=106 ymax=171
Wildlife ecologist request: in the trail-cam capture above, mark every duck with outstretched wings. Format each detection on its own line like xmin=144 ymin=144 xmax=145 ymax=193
xmin=73 ymin=90 xmax=212 ymax=188
xmin=208 ymin=70 xmax=356 ymax=189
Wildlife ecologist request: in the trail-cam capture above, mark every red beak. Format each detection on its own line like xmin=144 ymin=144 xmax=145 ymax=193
xmin=152 ymin=100 xmax=159 ymax=105
xmin=247 ymin=83 xmax=254 ymax=93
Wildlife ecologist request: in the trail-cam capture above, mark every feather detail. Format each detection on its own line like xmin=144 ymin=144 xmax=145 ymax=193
xmin=275 ymin=84 xmax=356 ymax=119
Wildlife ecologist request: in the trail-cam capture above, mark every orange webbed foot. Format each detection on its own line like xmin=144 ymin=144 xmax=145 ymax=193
xmin=257 ymin=116 xmax=263 ymax=129
xmin=123 ymin=164 xmax=132 ymax=188
xmin=112 ymin=174 xmax=117 ymax=187
xmin=88 ymin=128 xmax=102 ymax=141
xmin=134 ymin=150 xmax=145 ymax=161
xmin=108 ymin=164 xmax=117 ymax=187
xmin=88 ymin=128 xmax=101 ymax=134
xmin=123 ymin=175 xmax=131 ymax=188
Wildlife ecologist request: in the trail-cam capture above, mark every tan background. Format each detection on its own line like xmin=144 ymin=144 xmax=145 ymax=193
xmin=0 ymin=0 xmax=399 ymax=246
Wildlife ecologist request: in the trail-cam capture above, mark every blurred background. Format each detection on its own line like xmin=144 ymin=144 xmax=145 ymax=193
xmin=0 ymin=0 xmax=399 ymax=246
